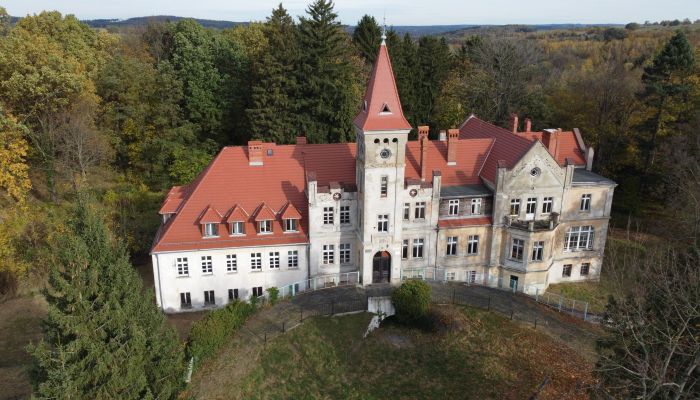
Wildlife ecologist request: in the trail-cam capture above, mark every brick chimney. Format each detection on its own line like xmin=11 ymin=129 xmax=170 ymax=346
xmin=544 ymin=129 xmax=561 ymax=161
xmin=418 ymin=126 xmax=429 ymax=181
xmin=510 ymin=113 xmax=519 ymax=133
xmin=296 ymin=136 xmax=307 ymax=145
xmin=447 ymin=128 xmax=459 ymax=166
xmin=248 ymin=140 xmax=263 ymax=166
xmin=524 ymin=118 xmax=532 ymax=132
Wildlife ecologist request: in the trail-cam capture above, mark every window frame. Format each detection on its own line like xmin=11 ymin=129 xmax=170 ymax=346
xmin=377 ymin=214 xmax=389 ymax=232
xmin=526 ymin=197 xmax=537 ymax=214
xmin=201 ymin=255 xmax=213 ymax=274
xmin=403 ymin=203 xmax=410 ymax=220
xmin=203 ymin=222 xmax=219 ymax=237
xmin=284 ymin=218 xmax=298 ymax=232
xmin=323 ymin=207 xmax=334 ymax=225
xmin=380 ymin=175 xmax=388 ymax=197
xmin=322 ymin=244 xmax=335 ymax=264
xmin=446 ymin=236 xmax=458 ymax=256
xmin=258 ymin=220 xmax=272 ymax=234
xmin=580 ymin=263 xmax=590 ymax=276
xmin=580 ymin=194 xmax=591 ymax=212
xmin=269 ymin=251 xmax=280 ymax=269
xmin=340 ymin=205 xmax=351 ymax=225
xmin=448 ymin=199 xmax=460 ymax=216
xmin=339 ymin=243 xmax=351 ymax=264
xmin=564 ymin=226 xmax=595 ymax=252
xmin=230 ymin=221 xmax=245 ymax=235
xmin=542 ymin=197 xmax=553 ymax=214
xmin=252 ymin=286 xmax=263 ymax=298
xmin=467 ymin=235 xmax=479 ymax=255
xmin=531 ymin=241 xmax=544 ymax=261
xmin=288 ymin=250 xmax=299 ymax=269
xmin=228 ymin=288 xmax=239 ymax=301
xmin=510 ymin=238 xmax=524 ymax=261
xmin=180 ymin=292 xmax=192 ymax=308
xmin=510 ymin=199 xmax=521 ymax=216
xmin=226 ymin=254 xmax=237 ymax=272
xmin=412 ymin=238 xmax=424 ymax=259
xmin=470 ymin=198 xmax=482 ymax=214
xmin=402 ymin=239 xmax=409 ymax=259
xmin=251 ymin=252 xmax=262 ymax=271
xmin=204 ymin=290 xmax=215 ymax=306
xmin=414 ymin=202 xmax=426 ymax=220
xmin=562 ymin=264 xmax=572 ymax=277
xmin=176 ymin=257 xmax=189 ymax=276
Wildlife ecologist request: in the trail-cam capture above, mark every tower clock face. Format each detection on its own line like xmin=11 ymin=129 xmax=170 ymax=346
xmin=380 ymin=149 xmax=392 ymax=159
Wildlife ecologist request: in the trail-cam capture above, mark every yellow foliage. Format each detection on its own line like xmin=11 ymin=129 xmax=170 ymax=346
xmin=0 ymin=110 xmax=31 ymax=203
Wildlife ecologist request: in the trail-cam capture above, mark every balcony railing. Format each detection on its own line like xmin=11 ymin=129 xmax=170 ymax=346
xmin=505 ymin=212 xmax=559 ymax=232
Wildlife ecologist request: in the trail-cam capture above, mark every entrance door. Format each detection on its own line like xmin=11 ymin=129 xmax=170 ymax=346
xmin=509 ymin=275 xmax=519 ymax=291
xmin=372 ymin=251 xmax=391 ymax=283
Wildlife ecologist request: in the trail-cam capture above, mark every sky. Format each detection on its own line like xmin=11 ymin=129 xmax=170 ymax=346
xmin=2 ymin=0 xmax=699 ymax=26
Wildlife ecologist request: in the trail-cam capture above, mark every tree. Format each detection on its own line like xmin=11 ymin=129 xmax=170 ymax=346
xmin=391 ymin=280 xmax=431 ymax=324
xmin=595 ymin=245 xmax=700 ymax=399
xmin=296 ymin=0 xmax=362 ymax=143
xmin=0 ymin=6 xmax=10 ymax=36
xmin=640 ymin=31 xmax=695 ymax=173
xmin=28 ymin=199 xmax=185 ymax=399
xmin=0 ymin=107 xmax=31 ymax=203
xmin=388 ymin=32 xmax=419 ymax=129
xmin=352 ymin=15 xmax=382 ymax=64
xmin=414 ymin=36 xmax=452 ymax=129
xmin=245 ymin=4 xmax=300 ymax=143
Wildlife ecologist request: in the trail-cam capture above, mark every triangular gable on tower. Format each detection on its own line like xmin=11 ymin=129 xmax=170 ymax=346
xmin=353 ymin=39 xmax=412 ymax=132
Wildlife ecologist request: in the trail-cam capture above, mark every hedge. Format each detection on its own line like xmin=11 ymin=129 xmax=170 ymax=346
xmin=186 ymin=300 xmax=256 ymax=370
xmin=391 ymin=279 xmax=431 ymax=324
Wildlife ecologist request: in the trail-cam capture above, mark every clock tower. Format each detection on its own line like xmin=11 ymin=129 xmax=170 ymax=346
xmin=353 ymin=33 xmax=412 ymax=285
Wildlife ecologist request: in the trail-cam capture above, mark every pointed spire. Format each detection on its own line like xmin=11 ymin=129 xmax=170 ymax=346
xmin=381 ymin=15 xmax=387 ymax=44
xmin=352 ymin=38 xmax=412 ymax=132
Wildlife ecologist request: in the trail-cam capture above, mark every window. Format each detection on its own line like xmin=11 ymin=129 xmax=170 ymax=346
xmin=526 ymin=197 xmax=537 ymax=214
xmin=340 ymin=206 xmax=350 ymax=224
xmin=339 ymin=243 xmax=351 ymax=264
xmin=284 ymin=218 xmax=298 ymax=232
xmin=288 ymin=250 xmax=299 ymax=268
xmin=412 ymin=238 xmax=424 ymax=258
xmin=269 ymin=252 xmax=280 ymax=269
xmin=204 ymin=290 xmax=215 ymax=305
xmin=377 ymin=214 xmax=389 ymax=232
xmin=228 ymin=289 xmax=239 ymax=301
xmin=511 ymin=238 xmax=524 ymax=261
xmin=414 ymin=202 xmax=426 ymax=219
xmin=467 ymin=271 xmax=476 ymax=284
xmin=580 ymin=194 xmax=591 ymax=211
xmin=201 ymin=256 xmax=213 ymax=274
xmin=564 ymin=226 xmax=595 ymax=252
xmin=446 ymin=236 xmax=458 ymax=256
xmin=323 ymin=207 xmax=334 ymax=225
xmin=542 ymin=197 xmax=553 ymax=214
xmin=531 ymin=241 xmax=544 ymax=261
xmin=231 ymin=221 xmax=245 ymax=235
xmin=402 ymin=239 xmax=409 ymax=259
xmin=251 ymin=253 xmax=262 ymax=271
xmin=446 ymin=272 xmax=456 ymax=281
xmin=467 ymin=235 xmax=479 ymax=255
xmin=510 ymin=199 xmax=521 ymax=215
xmin=323 ymin=244 xmax=334 ymax=264
xmin=258 ymin=220 xmax=272 ymax=234
xmin=226 ymin=254 xmax=237 ymax=272
xmin=562 ymin=264 xmax=572 ymax=277
xmin=448 ymin=199 xmax=459 ymax=216
xmin=580 ymin=263 xmax=590 ymax=276
xmin=471 ymin=198 xmax=482 ymax=214
xmin=252 ymin=286 xmax=263 ymax=298
xmin=176 ymin=257 xmax=189 ymax=276
xmin=403 ymin=203 xmax=410 ymax=220
xmin=180 ymin=292 xmax=192 ymax=308
xmin=380 ymin=176 xmax=388 ymax=197
xmin=204 ymin=223 xmax=219 ymax=237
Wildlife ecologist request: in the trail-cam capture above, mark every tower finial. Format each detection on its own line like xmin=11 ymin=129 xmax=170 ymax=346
xmin=381 ymin=14 xmax=386 ymax=44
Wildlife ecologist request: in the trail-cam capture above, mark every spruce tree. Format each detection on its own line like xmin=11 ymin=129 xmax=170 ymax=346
xmin=352 ymin=15 xmax=382 ymax=64
xmin=296 ymin=0 xmax=360 ymax=143
xmin=415 ymin=36 xmax=452 ymax=130
xmin=246 ymin=4 xmax=300 ymax=144
xmin=388 ymin=32 xmax=419 ymax=130
xmin=28 ymin=200 xmax=184 ymax=399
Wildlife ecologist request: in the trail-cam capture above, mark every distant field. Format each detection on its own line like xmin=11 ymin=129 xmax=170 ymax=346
xmin=186 ymin=307 xmax=595 ymax=399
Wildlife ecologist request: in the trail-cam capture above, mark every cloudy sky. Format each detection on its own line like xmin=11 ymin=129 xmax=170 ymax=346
xmin=3 ymin=0 xmax=699 ymax=25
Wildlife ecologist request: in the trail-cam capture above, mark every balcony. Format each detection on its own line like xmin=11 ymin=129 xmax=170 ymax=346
xmin=505 ymin=213 xmax=559 ymax=232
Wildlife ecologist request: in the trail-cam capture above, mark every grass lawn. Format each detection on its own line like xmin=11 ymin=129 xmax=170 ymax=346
xmin=545 ymin=281 xmax=612 ymax=315
xmin=187 ymin=306 xmax=594 ymax=399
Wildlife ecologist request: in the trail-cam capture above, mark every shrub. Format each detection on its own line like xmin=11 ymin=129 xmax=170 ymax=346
xmin=391 ymin=280 xmax=431 ymax=324
xmin=187 ymin=301 xmax=256 ymax=370
xmin=267 ymin=286 xmax=279 ymax=304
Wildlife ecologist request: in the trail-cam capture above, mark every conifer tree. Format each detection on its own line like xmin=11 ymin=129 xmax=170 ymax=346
xmin=352 ymin=15 xmax=382 ymax=64
xmin=388 ymin=32 xmax=419 ymax=130
xmin=415 ymin=36 xmax=452 ymax=129
xmin=246 ymin=4 xmax=300 ymax=143
xmin=28 ymin=199 xmax=184 ymax=399
xmin=296 ymin=0 xmax=360 ymax=143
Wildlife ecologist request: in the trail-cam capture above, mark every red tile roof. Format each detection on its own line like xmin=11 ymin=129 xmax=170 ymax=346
xmin=353 ymin=42 xmax=412 ymax=132
xmin=438 ymin=217 xmax=493 ymax=228
xmin=514 ymin=130 xmax=586 ymax=166
xmin=198 ymin=206 xmax=223 ymax=224
xmin=280 ymin=202 xmax=302 ymax=219
xmin=253 ymin=203 xmax=277 ymax=221
xmin=158 ymin=185 xmax=190 ymax=214
xmin=404 ymin=138 xmax=494 ymax=186
xmin=225 ymin=204 xmax=249 ymax=223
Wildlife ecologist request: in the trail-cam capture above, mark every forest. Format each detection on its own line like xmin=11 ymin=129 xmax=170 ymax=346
xmin=0 ymin=0 xmax=699 ymax=398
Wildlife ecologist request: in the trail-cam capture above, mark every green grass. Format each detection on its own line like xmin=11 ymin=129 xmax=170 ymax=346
xmin=546 ymin=282 xmax=612 ymax=314
xmin=188 ymin=306 xmax=593 ymax=399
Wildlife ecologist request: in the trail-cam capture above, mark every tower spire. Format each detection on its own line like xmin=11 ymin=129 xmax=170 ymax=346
xmin=381 ymin=15 xmax=386 ymax=44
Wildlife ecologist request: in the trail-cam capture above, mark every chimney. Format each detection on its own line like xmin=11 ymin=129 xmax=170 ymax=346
xmin=524 ymin=118 xmax=532 ymax=132
xmin=248 ymin=140 xmax=263 ymax=166
xmin=296 ymin=136 xmax=307 ymax=145
xmin=586 ymin=147 xmax=595 ymax=171
xmin=447 ymin=128 xmax=459 ymax=166
xmin=510 ymin=113 xmax=519 ymax=133
xmin=439 ymin=130 xmax=447 ymax=141
xmin=544 ymin=129 xmax=561 ymax=161
xmin=419 ymin=126 xmax=429 ymax=181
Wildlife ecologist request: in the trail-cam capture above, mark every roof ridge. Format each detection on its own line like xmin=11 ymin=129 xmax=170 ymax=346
xmin=477 ymin=138 xmax=497 ymax=178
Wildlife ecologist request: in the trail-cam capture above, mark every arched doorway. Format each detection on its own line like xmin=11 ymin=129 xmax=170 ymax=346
xmin=372 ymin=251 xmax=391 ymax=283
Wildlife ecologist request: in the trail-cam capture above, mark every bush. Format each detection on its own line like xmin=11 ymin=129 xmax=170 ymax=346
xmin=267 ymin=286 xmax=279 ymax=304
xmin=391 ymin=280 xmax=431 ymax=324
xmin=187 ymin=301 xmax=256 ymax=370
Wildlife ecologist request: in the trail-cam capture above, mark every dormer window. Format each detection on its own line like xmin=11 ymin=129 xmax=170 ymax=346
xmin=203 ymin=223 xmax=219 ymax=237
xmin=258 ymin=220 xmax=272 ymax=234
xmin=230 ymin=221 xmax=245 ymax=235
xmin=284 ymin=218 xmax=298 ymax=232
xmin=380 ymin=103 xmax=392 ymax=114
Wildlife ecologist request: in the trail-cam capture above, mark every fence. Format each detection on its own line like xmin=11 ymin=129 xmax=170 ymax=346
xmin=273 ymin=271 xmax=361 ymax=298
xmin=402 ymin=267 xmax=593 ymax=321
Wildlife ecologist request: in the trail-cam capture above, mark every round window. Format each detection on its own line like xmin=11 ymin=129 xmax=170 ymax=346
xmin=380 ymin=149 xmax=392 ymax=159
xmin=530 ymin=167 xmax=541 ymax=177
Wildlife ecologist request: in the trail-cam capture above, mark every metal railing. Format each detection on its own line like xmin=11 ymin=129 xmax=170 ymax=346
xmin=401 ymin=266 xmax=592 ymax=321
xmin=271 ymin=271 xmax=361 ymax=299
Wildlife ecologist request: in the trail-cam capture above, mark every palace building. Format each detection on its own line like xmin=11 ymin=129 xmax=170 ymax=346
xmin=151 ymin=37 xmax=616 ymax=312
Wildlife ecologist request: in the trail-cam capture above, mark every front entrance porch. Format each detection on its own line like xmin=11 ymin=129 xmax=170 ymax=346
xmin=372 ymin=251 xmax=391 ymax=283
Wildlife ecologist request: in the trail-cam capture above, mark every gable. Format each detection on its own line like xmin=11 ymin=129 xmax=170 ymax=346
xmin=504 ymin=142 xmax=566 ymax=190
